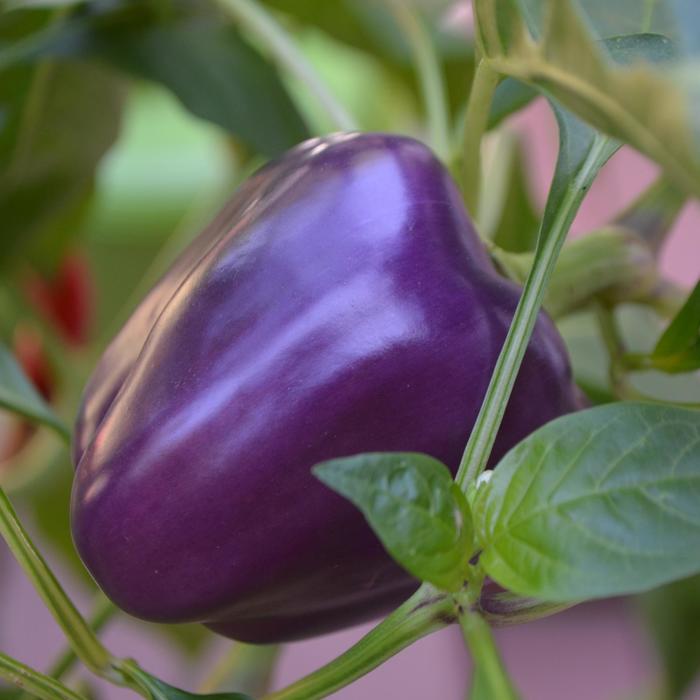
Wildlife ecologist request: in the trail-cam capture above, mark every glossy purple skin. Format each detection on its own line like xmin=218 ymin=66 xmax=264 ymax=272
xmin=71 ymin=133 xmax=581 ymax=644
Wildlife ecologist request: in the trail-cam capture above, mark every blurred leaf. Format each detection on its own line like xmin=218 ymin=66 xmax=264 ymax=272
xmin=482 ymin=130 xmax=539 ymax=252
xmin=0 ymin=341 xmax=67 ymax=439
xmin=5 ymin=1 xmax=309 ymax=156
xmin=559 ymin=306 xmax=700 ymax=405
xmin=538 ymin=96 xmax=619 ymax=248
xmin=613 ymin=175 xmax=686 ymax=254
xmin=651 ymin=279 xmax=700 ymax=373
xmin=0 ymin=54 xmax=125 ymax=269
xmin=518 ymin=0 xmax=679 ymax=43
xmin=473 ymin=0 xmax=700 ymax=197
xmin=263 ymin=0 xmax=475 ymax=117
xmin=91 ymin=14 xmax=310 ymax=157
xmin=314 ymin=452 xmax=475 ymax=592
xmin=487 ymin=77 xmax=538 ymax=128
xmin=475 ymin=403 xmax=700 ymax=602
xmin=642 ymin=574 xmax=700 ymax=699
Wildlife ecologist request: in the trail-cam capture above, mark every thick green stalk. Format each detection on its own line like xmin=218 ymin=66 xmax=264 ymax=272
xmin=0 ymin=488 xmax=115 ymax=680
xmin=262 ymin=584 xmax=453 ymax=700
xmin=46 ymin=597 xmax=116 ymax=685
xmin=456 ymin=135 xmax=613 ymax=488
xmin=459 ymin=611 xmax=518 ymax=700
xmin=219 ymin=0 xmax=357 ymax=132
xmin=0 ymin=653 xmax=86 ymax=700
xmin=386 ymin=0 xmax=450 ymax=160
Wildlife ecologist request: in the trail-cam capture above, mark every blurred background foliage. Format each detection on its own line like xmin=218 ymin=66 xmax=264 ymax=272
xmin=0 ymin=1 xmax=699 ymax=698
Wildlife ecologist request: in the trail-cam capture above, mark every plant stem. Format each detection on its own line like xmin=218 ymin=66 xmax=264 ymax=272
xmin=385 ymin=0 xmax=449 ymax=160
xmin=262 ymin=584 xmax=453 ymax=700
xmin=460 ymin=56 xmax=499 ymax=218
xmin=455 ymin=135 xmax=612 ymax=489
xmin=0 ymin=653 xmax=86 ymax=700
xmin=458 ymin=610 xmax=518 ymax=700
xmin=49 ymin=597 xmax=116 ymax=683
xmin=218 ymin=0 xmax=357 ymax=132
xmin=0 ymin=487 xmax=115 ymax=680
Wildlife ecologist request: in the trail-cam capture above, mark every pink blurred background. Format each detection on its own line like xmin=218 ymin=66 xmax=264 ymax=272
xmin=2 ymin=98 xmax=699 ymax=700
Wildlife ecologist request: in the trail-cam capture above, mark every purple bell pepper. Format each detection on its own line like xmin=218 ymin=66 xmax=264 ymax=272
xmin=71 ymin=133 xmax=582 ymax=643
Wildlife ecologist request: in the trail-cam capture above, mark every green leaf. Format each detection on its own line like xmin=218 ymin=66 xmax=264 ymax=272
xmin=474 ymin=0 xmax=700 ymax=197
xmin=475 ymin=403 xmax=700 ymax=603
xmin=518 ymin=0 xmax=680 ymax=45
xmin=487 ymin=77 xmax=538 ymax=129
xmin=0 ymin=341 xmax=68 ymax=440
xmin=5 ymin=2 xmax=309 ymax=157
xmin=94 ymin=16 xmax=309 ymax=157
xmin=559 ymin=306 xmax=700 ymax=406
xmin=651 ymin=279 xmax=700 ymax=373
xmin=314 ymin=453 xmax=474 ymax=592
xmin=481 ymin=130 xmax=540 ymax=252
xmin=263 ymin=0 xmax=475 ymax=118
xmin=0 ymin=55 xmax=125 ymax=268
xmin=120 ymin=663 xmax=252 ymax=700
xmin=613 ymin=175 xmax=686 ymax=254
xmin=642 ymin=574 xmax=700 ymax=699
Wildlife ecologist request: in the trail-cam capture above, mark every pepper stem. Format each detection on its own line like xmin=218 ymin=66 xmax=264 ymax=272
xmin=456 ymin=133 xmax=614 ymax=489
xmin=458 ymin=609 xmax=519 ymax=700
xmin=262 ymin=584 xmax=453 ymax=700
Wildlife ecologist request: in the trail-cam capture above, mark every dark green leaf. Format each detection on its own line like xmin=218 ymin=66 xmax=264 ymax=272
xmin=93 ymin=16 xmax=309 ymax=157
xmin=642 ymin=574 xmax=700 ymax=699
xmin=536 ymin=101 xmax=618 ymax=259
xmin=0 ymin=56 xmax=124 ymax=268
xmin=487 ymin=78 xmax=538 ymax=129
xmin=652 ymin=280 xmax=700 ymax=373
xmin=262 ymin=0 xmax=475 ymax=118
xmin=4 ymin=2 xmax=309 ymax=157
xmin=475 ymin=403 xmax=700 ymax=602
xmin=314 ymin=453 xmax=474 ymax=592
xmin=0 ymin=341 xmax=68 ymax=439
xmin=613 ymin=175 xmax=686 ymax=254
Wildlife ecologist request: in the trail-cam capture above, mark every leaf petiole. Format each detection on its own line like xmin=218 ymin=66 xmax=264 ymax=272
xmin=261 ymin=583 xmax=454 ymax=700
